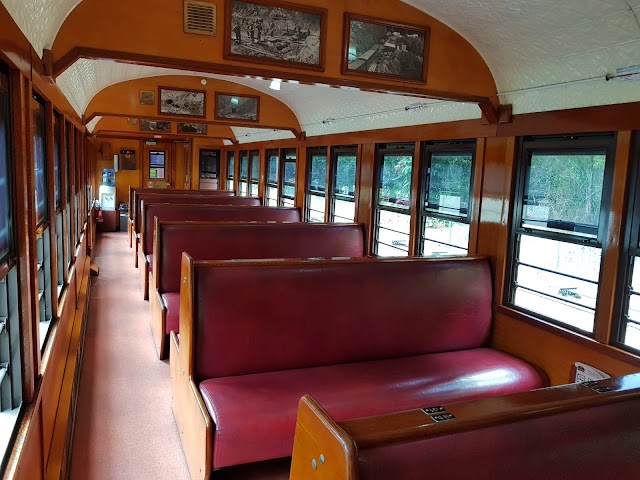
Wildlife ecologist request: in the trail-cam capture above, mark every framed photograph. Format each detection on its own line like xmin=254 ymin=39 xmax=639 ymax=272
xmin=225 ymin=0 xmax=326 ymax=71
xmin=178 ymin=122 xmax=208 ymax=134
xmin=140 ymin=119 xmax=171 ymax=132
xmin=158 ymin=87 xmax=206 ymax=117
xmin=342 ymin=14 xmax=430 ymax=83
xmin=215 ymin=93 xmax=260 ymax=122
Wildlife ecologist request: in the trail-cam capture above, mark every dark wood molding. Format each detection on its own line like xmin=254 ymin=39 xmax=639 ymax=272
xmin=85 ymin=111 xmax=298 ymax=138
xmin=93 ymin=130 xmax=233 ymax=143
xmin=52 ymin=47 xmax=500 ymax=116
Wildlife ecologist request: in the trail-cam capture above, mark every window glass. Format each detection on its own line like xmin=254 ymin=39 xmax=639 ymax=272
xmin=509 ymin=137 xmax=613 ymax=334
xmin=250 ymin=151 xmax=259 ymax=181
xmin=240 ymin=152 xmax=248 ymax=180
xmin=53 ymin=115 xmax=61 ymax=209
xmin=308 ymin=151 xmax=327 ymax=194
xmin=378 ymin=154 xmax=412 ymax=209
xmin=376 ymin=210 xmax=410 ymax=256
xmin=522 ymin=152 xmax=605 ymax=238
xmin=149 ymin=151 xmax=165 ymax=179
xmin=425 ymin=153 xmax=472 ymax=217
xmin=227 ymin=152 xmax=234 ymax=179
xmin=267 ymin=150 xmax=279 ymax=185
xmin=0 ymin=75 xmax=11 ymax=262
xmin=334 ymin=154 xmax=356 ymax=200
xmin=33 ymin=98 xmax=48 ymax=225
xmin=422 ymin=218 xmax=470 ymax=256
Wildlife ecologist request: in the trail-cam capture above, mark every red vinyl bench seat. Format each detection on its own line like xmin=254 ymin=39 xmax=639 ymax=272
xmin=172 ymin=256 xmax=548 ymax=478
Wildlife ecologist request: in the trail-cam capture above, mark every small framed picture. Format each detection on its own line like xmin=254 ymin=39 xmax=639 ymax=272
xmin=140 ymin=120 xmax=171 ymax=131
xmin=178 ymin=123 xmax=208 ymax=134
xmin=158 ymin=87 xmax=206 ymax=117
xmin=215 ymin=93 xmax=260 ymax=122
xmin=225 ymin=0 xmax=326 ymax=71
xmin=342 ymin=14 xmax=429 ymax=83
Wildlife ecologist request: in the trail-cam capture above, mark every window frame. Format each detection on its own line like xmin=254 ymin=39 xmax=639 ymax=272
xmin=279 ymin=148 xmax=297 ymax=207
xmin=306 ymin=147 xmax=329 ymax=222
xmin=0 ymin=69 xmax=14 ymax=269
xmin=32 ymin=93 xmax=49 ymax=230
xmin=372 ymin=143 xmax=415 ymax=256
xmin=612 ymin=132 xmax=640 ymax=353
xmin=328 ymin=145 xmax=358 ymax=223
xmin=505 ymin=133 xmax=617 ymax=336
xmin=248 ymin=149 xmax=260 ymax=197
xmin=226 ymin=150 xmax=235 ymax=192
xmin=265 ymin=148 xmax=279 ymax=207
xmin=418 ymin=141 xmax=476 ymax=256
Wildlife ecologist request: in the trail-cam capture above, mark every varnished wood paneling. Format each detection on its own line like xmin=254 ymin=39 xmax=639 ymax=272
xmin=492 ymin=309 xmax=640 ymax=385
xmin=10 ymin=403 xmax=44 ymax=480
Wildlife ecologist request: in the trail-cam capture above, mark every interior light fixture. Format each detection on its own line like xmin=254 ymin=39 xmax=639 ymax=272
xmin=322 ymin=118 xmax=336 ymax=125
xmin=405 ymin=102 xmax=431 ymax=111
xmin=606 ymin=65 xmax=640 ymax=82
xmin=270 ymin=79 xmax=282 ymax=91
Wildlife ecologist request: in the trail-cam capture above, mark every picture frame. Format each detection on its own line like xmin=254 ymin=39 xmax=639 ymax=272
xmin=178 ymin=122 xmax=208 ymax=134
xmin=225 ymin=0 xmax=327 ymax=71
xmin=158 ymin=86 xmax=206 ymax=117
xmin=140 ymin=119 xmax=171 ymax=132
xmin=215 ymin=93 xmax=260 ymax=122
xmin=342 ymin=13 xmax=430 ymax=83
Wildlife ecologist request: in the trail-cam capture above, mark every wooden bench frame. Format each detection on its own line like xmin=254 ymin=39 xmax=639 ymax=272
xmin=290 ymin=374 xmax=640 ymax=479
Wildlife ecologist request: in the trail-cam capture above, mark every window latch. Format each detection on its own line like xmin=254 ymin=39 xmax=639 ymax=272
xmin=0 ymin=362 xmax=9 ymax=385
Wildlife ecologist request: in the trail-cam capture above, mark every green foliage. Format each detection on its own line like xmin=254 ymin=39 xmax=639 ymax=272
xmin=526 ymin=153 xmax=605 ymax=226
xmin=334 ymin=155 xmax=356 ymax=197
xmin=379 ymin=155 xmax=412 ymax=205
xmin=427 ymin=154 xmax=472 ymax=213
xmin=308 ymin=154 xmax=327 ymax=193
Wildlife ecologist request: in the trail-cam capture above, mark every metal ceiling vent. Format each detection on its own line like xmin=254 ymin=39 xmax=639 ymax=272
xmin=184 ymin=0 xmax=216 ymax=36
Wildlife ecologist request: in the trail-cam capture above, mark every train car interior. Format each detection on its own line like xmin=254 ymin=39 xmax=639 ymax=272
xmin=1 ymin=0 xmax=640 ymax=479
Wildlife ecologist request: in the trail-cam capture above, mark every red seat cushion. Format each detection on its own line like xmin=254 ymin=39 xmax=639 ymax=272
xmin=162 ymin=292 xmax=180 ymax=334
xmin=198 ymin=348 xmax=547 ymax=468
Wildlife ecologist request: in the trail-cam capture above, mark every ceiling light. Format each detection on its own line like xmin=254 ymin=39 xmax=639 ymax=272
xmin=606 ymin=65 xmax=640 ymax=82
xmin=322 ymin=118 xmax=336 ymax=125
xmin=405 ymin=102 xmax=431 ymax=111
xmin=270 ymin=79 xmax=282 ymax=91
xmin=200 ymin=78 xmax=208 ymax=85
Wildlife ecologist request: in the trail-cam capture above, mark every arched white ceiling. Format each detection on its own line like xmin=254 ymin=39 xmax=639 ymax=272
xmin=3 ymin=0 xmax=640 ymax=129
xmin=0 ymin=0 xmax=82 ymax=57
xmin=57 ymin=59 xmax=481 ymax=143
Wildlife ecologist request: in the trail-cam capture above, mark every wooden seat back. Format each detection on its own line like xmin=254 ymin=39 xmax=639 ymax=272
xmin=154 ymin=221 xmax=364 ymax=293
xmin=129 ymin=187 xmax=233 ymax=220
xmin=290 ymin=374 xmax=640 ymax=480
xmin=138 ymin=197 xmax=261 ymax=255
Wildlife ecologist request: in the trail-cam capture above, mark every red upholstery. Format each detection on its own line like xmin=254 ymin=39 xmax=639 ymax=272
xmin=193 ymin=258 xmax=494 ymax=380
xmin=141 ymin=198 xmax=262 ymax=254
xmin=158 ymin=222 xmax=363 ymax=293
xmin=134 ymin=190 xmax=235 ymax=231
xmin=357 ymin=396 xmax=640 ymax=480
xmin=199 ymin=348 xmax=546 ymax=468
xmin=190 ymin=257 xmax=547 ymax=469
xmin=162 ymin=293 xmax=180 ymax=335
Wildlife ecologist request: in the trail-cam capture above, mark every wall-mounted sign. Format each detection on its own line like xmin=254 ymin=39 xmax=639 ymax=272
xmin=119 ymin=149 xmax=137 ymax=170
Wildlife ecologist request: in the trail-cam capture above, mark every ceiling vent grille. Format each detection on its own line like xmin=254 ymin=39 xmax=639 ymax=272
xmin=184 ymin=0 xmax=216 ymax=36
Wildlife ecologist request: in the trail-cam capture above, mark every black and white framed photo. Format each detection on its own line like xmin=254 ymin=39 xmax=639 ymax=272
xmin=215 ymin=93 xmax=260 ymax=122
xmin=178 ymin=123 xmax=208 ymax=134
xmin=158 ymin=87 xmax=206 ymax=117
xmin=140 ymin=119 xmax=171 ymax=132
xmin=342 ymin=14 xmax=429 ymax=83
xmin=225 ymin=0 xmax=326 ymax=71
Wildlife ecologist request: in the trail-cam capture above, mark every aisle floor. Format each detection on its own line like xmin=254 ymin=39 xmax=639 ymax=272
xmin=69 ymin=231 xmax=290 ymax=480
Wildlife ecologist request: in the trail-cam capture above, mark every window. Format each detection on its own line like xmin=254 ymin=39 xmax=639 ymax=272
xmin=0 ymin=71 xmax=12 ymax=263
xmin=266 ymin=149 xmax=279 ymax=206
xmin=53 ymin=113 xmax=62 ymax=210
xmin=226 ymin=151 xmax=235 ymax=191
xmin=37 ymin=230 xmax=53 ymax=349
xmin=32 ymin=95 xmax=48 ymax=226
xmin=149 ymin=151 xmax=166 ymax=179
xmin=239 ymin=150 xmax=248 ymax=196
xmin=66 ymin=123 xmax=74 ymax=260
xmin=306 ymin=148 xmax=328 ymax=222
xmin=615 ymin=133 xmax=640 ymax=352
xmin=330 ymin=147 xmax=357 ymax=223
xmin=280 ymin=148 xmax=296 ymax=207
xmin=0 ymin=67 xmax=22 ymax=454
xmin=507 ymin=135 xmax=615 ymax=334
xmin=249 ymin=149 xmax=259 ymax=196
xmin=419 ymin=142 xmax=474 ymax=257
xmin=374 ymin=144 xmax=414 ymax=256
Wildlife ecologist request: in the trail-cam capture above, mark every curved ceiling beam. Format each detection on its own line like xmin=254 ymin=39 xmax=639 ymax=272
xmin=51 ymin=0 xmax=500 ymax=121
xmin=83 ymin=75 xmax=302 ymax=135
